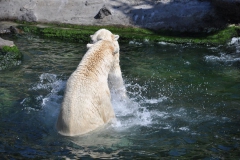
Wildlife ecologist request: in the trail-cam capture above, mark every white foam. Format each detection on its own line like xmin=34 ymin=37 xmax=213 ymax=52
xmin=157 ymin=41 xmax=176 ymax=46
xmin=184 ymin=61 xmax=191 ymax=65
xmin=144 ymin=39 xmax=149 ymax=43
xmin=141 ymin=97 xmax=169 ymax=104
xmin=24 ymin=73 xmax=65 ymax=123
xmin=26 ymin=74 xmax=227 ymax=135
xmin=111 ymin=93 xmax=153 ymax=129
xmin=204 ymin=53 xmax=240 ymax=64
xmin=110 ymin=81 xmax=171 ymax=130
xmin=228 ymin=37 xmax=240 ymax=54
xmin=229 ymin=37 xmax=240 ymax=45
xmin=129 ymin=40 xmax=142 ymax=45
xmin=179 ymin=127 xmax=190 ymax=131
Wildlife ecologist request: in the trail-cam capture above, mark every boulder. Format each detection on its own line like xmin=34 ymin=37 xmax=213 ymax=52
xmin=0 ymin=37 xmax=15 ymax=49
xmin=212 ymin=0 xmax=240 ymax=24
xmin=94 ymin=5 xmax=112 ymax=19
xmin=0 ymin=0 xmax=226 ymax=32
xmin=0 ymin=21 xmax=19 ymax=35
xmin=18 ymin=10 xmax=37 ymax=22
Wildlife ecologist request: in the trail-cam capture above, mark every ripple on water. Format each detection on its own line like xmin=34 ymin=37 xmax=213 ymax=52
xmin=2 ymin=35 xmax=239 ymax=159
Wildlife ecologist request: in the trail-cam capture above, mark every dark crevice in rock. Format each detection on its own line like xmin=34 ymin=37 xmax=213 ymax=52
xmin=94 ymin=6 xmax=112 ymax=19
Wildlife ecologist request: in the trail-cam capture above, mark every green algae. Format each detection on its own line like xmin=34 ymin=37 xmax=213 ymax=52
xmin=2 ymin=46 xmax=20 ymax=55
xmin=17 ymin=23 xmax=240 ymax=45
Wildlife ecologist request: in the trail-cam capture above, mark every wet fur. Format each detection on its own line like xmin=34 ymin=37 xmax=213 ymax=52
xmin=56 ymin=40 xmax=116 ymax=136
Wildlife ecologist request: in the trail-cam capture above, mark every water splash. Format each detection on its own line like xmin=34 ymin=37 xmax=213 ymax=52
xmin=157 ymin=41 xmax=176 ymax=46
xmin=110 ymin=81 xmax=171 ymax=130
xmin=204 ymin=37 xmax=240 ymax=65
xmin=228 ymin=37 xmax=240 ymax=45
xmin=204 ymin=53 xmax=240 ymax=65
xmin=22 ymin=73 xmax=231 ymax=137
xmin=229 ymin=37 xmax=240 ymax=54
xmin=129 ymin=40 xmax=142 ymax=45
xmin=21 ymin=73 xmax=65 ymax=128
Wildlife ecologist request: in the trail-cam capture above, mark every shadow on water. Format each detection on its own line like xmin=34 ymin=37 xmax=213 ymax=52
xmin=0 ymin=34 xmax=240 ymax=159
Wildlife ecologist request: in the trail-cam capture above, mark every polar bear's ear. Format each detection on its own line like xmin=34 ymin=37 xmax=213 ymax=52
xmin=114 ymin=35 xmax=119 ymax=41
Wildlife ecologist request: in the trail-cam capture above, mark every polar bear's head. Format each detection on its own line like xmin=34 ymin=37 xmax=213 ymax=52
xmin=87 ymin=29 xmax=120 ymax=53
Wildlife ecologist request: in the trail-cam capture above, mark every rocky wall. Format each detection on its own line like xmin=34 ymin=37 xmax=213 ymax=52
xmin=0 ymin=0 xmax=226 ymax=32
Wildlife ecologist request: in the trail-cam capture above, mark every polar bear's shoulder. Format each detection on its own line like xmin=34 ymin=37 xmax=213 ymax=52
xmin=86 ymin=40 xmax=116 ymax=57
xmin=76 ymin=40 xmax=115 ymax=76
xmin=87 ymin=40 xmax=114 ymax=49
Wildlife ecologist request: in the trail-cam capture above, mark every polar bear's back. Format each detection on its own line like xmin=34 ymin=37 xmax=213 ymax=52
xmin=79 ymin=40 xmax=115 ymax=78
xmin=56 ymin=40 xmax=116 ymax=136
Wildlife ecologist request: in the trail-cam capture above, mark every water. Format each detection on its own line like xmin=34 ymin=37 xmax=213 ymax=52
xmin=0 ymin=34 xmax=240 ymax=159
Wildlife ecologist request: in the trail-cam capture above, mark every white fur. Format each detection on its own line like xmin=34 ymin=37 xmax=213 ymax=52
xmin=57 ymin=29 xmax=127 ymax=136
xmin=88 ymin=29 xmax=128 ymax=100
xmin=57 ymin=40 xmax=117 ymax=136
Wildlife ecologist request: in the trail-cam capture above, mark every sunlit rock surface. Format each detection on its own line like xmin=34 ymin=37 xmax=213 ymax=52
xmin=0 ymin=0 xmax=228 ymax=32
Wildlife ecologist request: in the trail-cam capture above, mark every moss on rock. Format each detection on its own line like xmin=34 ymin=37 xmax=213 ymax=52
xmin=0 ymin=46 xmax=22 ymax=70
xmin=17 ymin=23 xmax=240 ymax=45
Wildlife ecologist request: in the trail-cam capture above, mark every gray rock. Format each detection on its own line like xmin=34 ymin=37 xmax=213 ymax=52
xmin=0 ymin=37 xmax=15 ymax=49
xmin=0 ymin=22 xmax=14 ymax=34
xmin=18 ymin=10 xmax=37 ymax=22
xmin=0 ymin=22 xmax=22 ymax=35
xmin=94 ymin=5 xmax=112 ymax=19
xmin=0 ymin=0 xmax=228 ymax=32
xmin=18 ymin=1 xmax=37 ymax=22
xmin=0 ymin=29 xmax=11 ymax=34
xmin=212 ymin=0 xmax=240 ymax=23
xmin=9 ymin=26 xmax=21 ymax=34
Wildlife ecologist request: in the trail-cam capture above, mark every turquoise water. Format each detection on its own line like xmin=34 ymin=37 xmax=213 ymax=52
xmin=0 ymin=34 xmax=240 ymax=159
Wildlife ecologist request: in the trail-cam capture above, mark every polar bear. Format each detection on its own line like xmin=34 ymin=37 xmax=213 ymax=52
xmin=56 ymin=29 xmax=124 ymax=136
xmin=87 ymin=29 xmax=128 ymax=101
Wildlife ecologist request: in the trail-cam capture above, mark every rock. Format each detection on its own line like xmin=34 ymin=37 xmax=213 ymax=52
xmin=94 ymin=5 xmax=112 ymax=19
xmin=0 ymin=21 xmax=19 ymax=35
xmin=18 ymin=1 xmax=37 ymax=22
xmin=0 ymin=29 xmax=11 ymax=34
xmin=0 ymin=37 xmax=15 ymax=49
xmin=0 ymin=26 xmax=23 ymax=35
xmin=9 ymin=26 xmax=19 ymax=34
xmin=212 ymin=0 xmax=240 ymax=24
xmin=18 ymin=10 xmax=37 ymax=22
xmin=0 ymin=0 xmax=229 ymax=32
